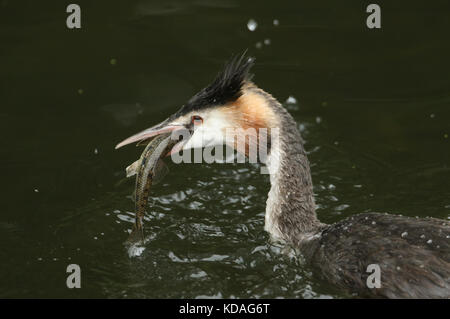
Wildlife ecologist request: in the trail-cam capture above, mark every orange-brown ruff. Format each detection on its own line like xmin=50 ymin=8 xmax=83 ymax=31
xmin=221 ymin=84 xmax=278 ymax=157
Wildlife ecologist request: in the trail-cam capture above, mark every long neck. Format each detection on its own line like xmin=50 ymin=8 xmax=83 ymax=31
xmin=261 ymin=92 xmax=322 ymax=245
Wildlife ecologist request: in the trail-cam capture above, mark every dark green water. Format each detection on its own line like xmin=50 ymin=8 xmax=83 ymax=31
xmin=0 ymin=0 xmax=449 ymax=298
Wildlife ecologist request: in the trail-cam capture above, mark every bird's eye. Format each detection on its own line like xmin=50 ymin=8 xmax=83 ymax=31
xmin=191 ymin=115 xmax=203 ymax=123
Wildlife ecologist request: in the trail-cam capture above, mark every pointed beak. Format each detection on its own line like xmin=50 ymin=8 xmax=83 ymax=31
xmin=115 ymin=118 xmax=185 ymax=149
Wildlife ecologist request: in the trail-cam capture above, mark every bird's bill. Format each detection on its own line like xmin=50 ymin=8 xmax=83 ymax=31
xmin=115 ymin=118 xmax=185 ymax=149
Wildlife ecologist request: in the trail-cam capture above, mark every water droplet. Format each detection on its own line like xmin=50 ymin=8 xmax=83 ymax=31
xmin=247 ymin=19 xmax=257 ymax=31
xmin=298 ymin=124 xmax=306 ymax=132
xmin=427 ymin=239 xmax=432 ymax=244
xmin=34 ymin=189 xmax=39 ymax=193
xmin=420 ymin=234 xmax=425 ymax=239
xmin=430 ymin=113 xmax=435 ymax=118
xmin=190 ymin=271 xmax=207 ymax=279
xmin=255 ymin=41 xmax=263 ymax=49
xmin=336 ymin=204 xmax=349 ymax=211
xmin=328 ymin=184 xmax=336 ymax=190
xmin=371 ymin=221 xmax=376 ymax=225
xmin=273 ymin=19 xmax=279 ymax=26
xmin=401 ymin=232 xmax=408 ymax=238
xmin=328 ymin=195 xmax=338 ymax=202
xmin=264 ymin=38 xmax=271 ymax=45
xmin=315 ymin=116 xmax=322 ymax=124
xmin=94 ymin=148 xmax=98 ymax=155
xmin=286 ymin=95 xmax=297 ymax=104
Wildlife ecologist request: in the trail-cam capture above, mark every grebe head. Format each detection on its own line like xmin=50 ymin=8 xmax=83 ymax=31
xmin=115 ymin=53 xmax=278 ymax=156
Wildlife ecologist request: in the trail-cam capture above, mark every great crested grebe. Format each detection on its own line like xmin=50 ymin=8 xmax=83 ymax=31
xmin=116 ymin=54 xmax=450 ymax=298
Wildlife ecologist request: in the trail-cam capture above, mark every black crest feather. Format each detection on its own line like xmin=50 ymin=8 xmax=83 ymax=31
xmin=178 ymin=52 xmax=254 ymax=114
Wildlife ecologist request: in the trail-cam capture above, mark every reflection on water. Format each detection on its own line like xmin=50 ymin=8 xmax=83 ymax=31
xmin=0 ymin=0 xmax=449 ymax=298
